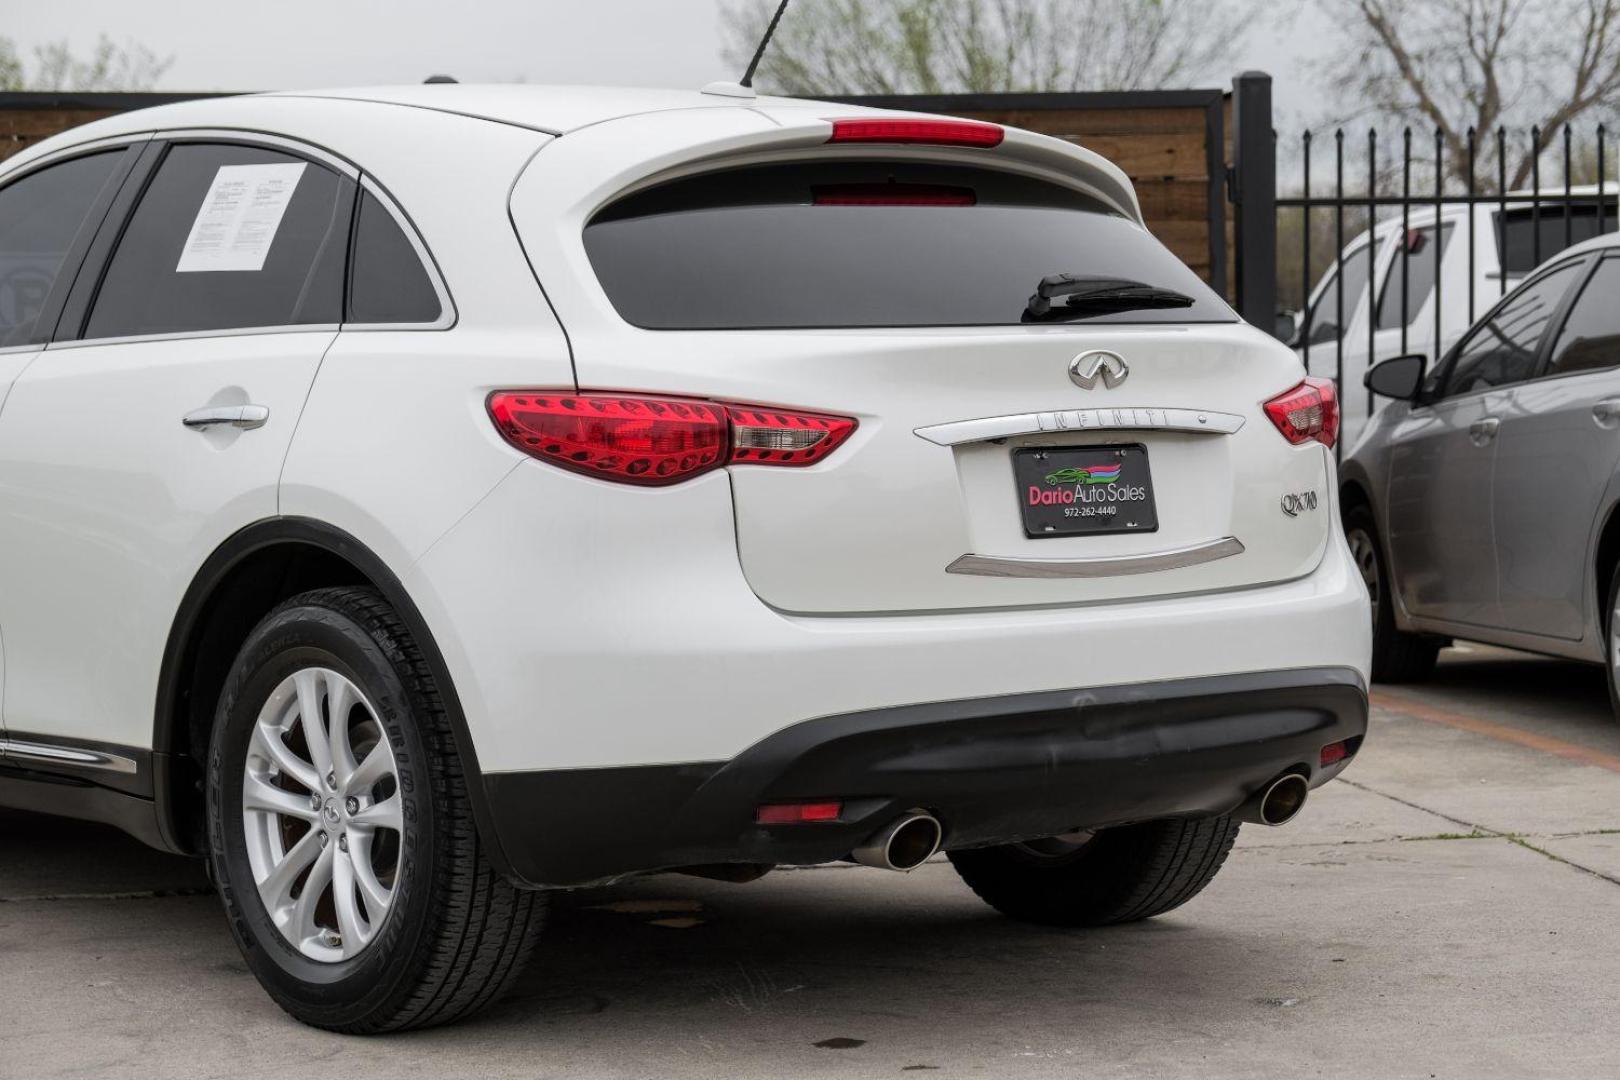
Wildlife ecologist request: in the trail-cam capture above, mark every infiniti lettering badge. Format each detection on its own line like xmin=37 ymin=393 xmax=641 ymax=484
xmin=1069 ymin=350 xmax=1129 ymax=390
xmin=1281 ymin=491 xmax=1319 ymax=517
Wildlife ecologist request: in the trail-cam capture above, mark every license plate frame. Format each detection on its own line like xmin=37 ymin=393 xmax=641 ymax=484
xmin=1014 ymin=445 xmax=1159 ymax=538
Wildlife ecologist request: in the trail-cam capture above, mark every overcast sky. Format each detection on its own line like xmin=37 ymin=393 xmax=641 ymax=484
xmin=6 ymin=0 xmax=1332 ymax=125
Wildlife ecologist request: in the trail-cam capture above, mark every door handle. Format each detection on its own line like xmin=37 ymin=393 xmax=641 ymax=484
xmin=182 ymin=404 xmax=269 ymax=431
xmin=1468 ymin=416 xmax=1500 ymax=445
xmin=1595 ymin=399 xmax=1620 ymax=427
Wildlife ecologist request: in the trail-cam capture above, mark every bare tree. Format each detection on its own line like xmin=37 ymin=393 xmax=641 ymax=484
xmin=0 ymin=34 xmax=171 ymax=92
xmin=1323 ymin=0 xmax=1620 ymax=188
xmin=720 ymin=0 xmax=1260 ymax=95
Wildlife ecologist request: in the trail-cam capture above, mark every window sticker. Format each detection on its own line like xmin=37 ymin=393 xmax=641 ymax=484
xmin=176 ymin=163 xmax=306 ymax=273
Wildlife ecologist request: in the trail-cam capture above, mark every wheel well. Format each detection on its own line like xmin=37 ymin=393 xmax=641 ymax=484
xmin=1595 ymin=502 xmax=1620 ymax=642
xmin=1339 ymin=479 xmax=1371 ymax=522
xmin=157 ymin=540 xmax=370 ymax=852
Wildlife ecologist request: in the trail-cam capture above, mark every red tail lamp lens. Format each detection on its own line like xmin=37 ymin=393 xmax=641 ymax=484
xmin=756 ymin=801 xmax=843 ymax=825
xmin=488 ymin=393 xmax=727 ymax=486
xmin=489 ymin=393 xmax=858 ymax=485
xmin=1263 ymin=377 xmax=1340 ymax=449
xmin=826 ymin=117 xmax=1005 ymax=148
xmin=1320 ymin=740 xmax=1351 ymax=767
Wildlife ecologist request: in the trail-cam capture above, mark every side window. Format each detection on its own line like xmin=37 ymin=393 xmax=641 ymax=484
xmin=84 ymin=143 xmax=350 ymax=340
xmin=1545 ymin=258 xmax=1620 ymax=377
xmin=0 ymin=151 xmax=124 ymax=347
xmin=1376 ymin=224 xmax=1453 ymax=330
xmin=1304 ymin=250 xmax=1372 ymax=345
xmin=1496 ymin=205 xmax=1614 ymax=275
xmin=1441 ymin=261 xmax=1583 ymax=398
xmin=347 ymin=190 xmax=442 ymax=324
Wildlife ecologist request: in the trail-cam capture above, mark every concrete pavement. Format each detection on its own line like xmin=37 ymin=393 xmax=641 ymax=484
xmin=3 ymin=647 xmax=1619 ymax=1079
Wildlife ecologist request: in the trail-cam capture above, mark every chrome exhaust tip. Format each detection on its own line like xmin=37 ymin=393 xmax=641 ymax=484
xmin=851 ymin=811 xmax=943 ymax=872
xmin=1238 ymin=773 xmax=1310 ymax=827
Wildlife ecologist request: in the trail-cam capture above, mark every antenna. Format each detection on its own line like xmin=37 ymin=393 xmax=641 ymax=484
xmin=740 ymin=0 xmax=793 ymax=89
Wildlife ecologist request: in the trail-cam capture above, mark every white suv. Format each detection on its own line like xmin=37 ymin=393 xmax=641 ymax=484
xmin=0 ymin=85 xmax=1371 ymax=1032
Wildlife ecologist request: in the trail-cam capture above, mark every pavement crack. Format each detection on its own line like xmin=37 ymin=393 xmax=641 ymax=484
xmin=1505 ymin=835 xmax=1620 ymax=888
xmin=1337 ymin=778 xmax=1502 ymax=836
xmin=1341 ymin=779 xmax=1620 ymax=888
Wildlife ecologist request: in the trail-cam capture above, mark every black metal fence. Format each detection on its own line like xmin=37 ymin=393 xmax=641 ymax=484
xmin=1281 ymin=123 xmax=1613 ymax=371
xmin=1222 ymin=72 xmax=1618 ymax=452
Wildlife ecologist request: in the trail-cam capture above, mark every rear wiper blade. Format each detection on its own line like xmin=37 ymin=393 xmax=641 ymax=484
xmin=1023 ymin=274 xmax=1195 ymax=321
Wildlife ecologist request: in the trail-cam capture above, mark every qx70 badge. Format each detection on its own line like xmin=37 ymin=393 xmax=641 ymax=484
xmin=1069 ymin=350 xmax=1129 ymax=390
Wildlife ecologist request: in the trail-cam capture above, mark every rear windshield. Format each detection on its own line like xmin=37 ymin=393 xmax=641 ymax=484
xmin=583 ymin=161 xmax=1234 ymax=330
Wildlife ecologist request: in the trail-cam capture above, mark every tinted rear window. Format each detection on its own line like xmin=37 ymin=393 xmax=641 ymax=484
xmin=583 ymin=162 xmax=1233 ymax=329
xmin=85 ymin=143 xmax=349 ymax=339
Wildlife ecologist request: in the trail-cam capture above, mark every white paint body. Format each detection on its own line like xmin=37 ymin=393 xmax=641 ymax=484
xmin=0 ymin=86 xmax=1370 ymax=777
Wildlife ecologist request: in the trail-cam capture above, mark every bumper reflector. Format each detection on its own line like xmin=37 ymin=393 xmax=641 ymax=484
xmin=756 ymin=801 xmax=843 ymax=825
xmin=1320 ymin=740 xmax=1351 ymax=767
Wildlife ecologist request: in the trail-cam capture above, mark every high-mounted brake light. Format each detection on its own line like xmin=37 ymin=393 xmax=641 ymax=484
xmin=1263 ymin=377 xmax=1340 ymax=449
xmin=488 ymin=393 xmax=857 ymax=486
xmin=826 ymin=117 xmax=1005 ymax=148
xmin=812 ymin=183 xmax=976 ymax=207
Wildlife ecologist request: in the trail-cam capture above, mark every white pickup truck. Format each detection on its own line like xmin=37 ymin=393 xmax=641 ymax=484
xmin=1289 ymin=191 xmax=1616 ymax=447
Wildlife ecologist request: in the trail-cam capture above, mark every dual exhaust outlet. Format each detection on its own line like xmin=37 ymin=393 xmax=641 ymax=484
xmin=845 ymin=775 xmax=1307 ymax=875
xmin=850 ymin=811 xmax=943 ymax=872
xmin=1237 ymin=772 xmax=1311 ymax=827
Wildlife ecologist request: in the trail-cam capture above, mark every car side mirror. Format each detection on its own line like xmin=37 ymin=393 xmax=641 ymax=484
xmin=1274 ymin=309 xmax=1300 ymax=344
xmin=1366 ymin=353 xmax=1426 ymax=400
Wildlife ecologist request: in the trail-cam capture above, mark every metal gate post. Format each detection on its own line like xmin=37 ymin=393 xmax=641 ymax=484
xmin=1231 ymin=71 xmax=1278 ymax=334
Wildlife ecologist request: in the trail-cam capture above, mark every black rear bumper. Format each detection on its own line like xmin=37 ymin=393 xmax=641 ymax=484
xmin=484 ymin=667 xmax=1368 ymax=888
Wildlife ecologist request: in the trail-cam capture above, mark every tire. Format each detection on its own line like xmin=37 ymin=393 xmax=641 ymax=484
xmin=1604 ymin=571 xmax=1620 ymax=725
xmin=947 ymin=817 xmax=1241 ymax=927
xmin=206 ymin=586 xmax=544 ymax=1033
xmin=1344 ymin=504 xmax=1439 ymax=683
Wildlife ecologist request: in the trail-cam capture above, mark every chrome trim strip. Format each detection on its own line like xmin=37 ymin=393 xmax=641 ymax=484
xmin=915 ymin=408 xmax=1245 ymax=447
xmin=0 ymin=739 xmax=140 ymax=775
xmin=154 ymin=128 xmax=361 ymax=178
xmin=0 ymin=131 xmax=156 ymax=185
xmin=47 ymin=325 xmax=340 ymax=350
xmin=946 ymin=537 xmax=1246 ymax=579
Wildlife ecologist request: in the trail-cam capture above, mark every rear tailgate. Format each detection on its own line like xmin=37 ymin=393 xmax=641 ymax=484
xmin=585 ymin=323 xmax=1329 ymax=614
xmin=510 ymin=106 xmax=1332 ymax=614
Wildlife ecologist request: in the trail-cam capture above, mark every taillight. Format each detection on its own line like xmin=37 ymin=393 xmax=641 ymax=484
xmin=826 ymin=117 xmax=1005 ymax=148
xmin=1263 ymin=377 xmax=1340 ymax=449
xmin=487 ymin=392 xmax=857 ymax=486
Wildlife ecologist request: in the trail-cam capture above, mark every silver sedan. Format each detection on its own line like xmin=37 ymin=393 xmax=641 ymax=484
xmin=1341 ymin=230 xmax=1620 ymax=716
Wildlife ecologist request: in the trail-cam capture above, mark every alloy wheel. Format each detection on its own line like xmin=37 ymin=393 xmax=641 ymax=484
xmin=1610 ymin=600 xmax=1620 ymax=706
xmin=241 ymin=667 xmax=402 ymax=962
xmin=1346 ymin=527 xmax=1381 ymax=626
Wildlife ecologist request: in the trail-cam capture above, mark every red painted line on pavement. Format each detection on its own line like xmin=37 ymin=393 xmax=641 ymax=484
xmin=1372 ymin=690 xmax=1620 ymax=775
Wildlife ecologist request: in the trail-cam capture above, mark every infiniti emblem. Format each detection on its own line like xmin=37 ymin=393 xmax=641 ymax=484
xmin=1069 ymin=350 xmax=1129 ymax=390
